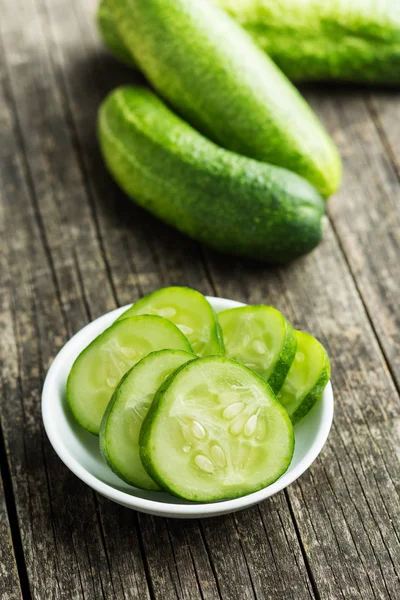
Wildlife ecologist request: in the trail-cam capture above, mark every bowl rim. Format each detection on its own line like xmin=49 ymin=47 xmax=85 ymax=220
xmin=42 ymin=296 xmax=334 ymax=517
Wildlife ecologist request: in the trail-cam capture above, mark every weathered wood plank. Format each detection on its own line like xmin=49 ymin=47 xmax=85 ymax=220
xmin=200 ymin=497 xmax=315 ymax=600
xmin=0 ymin=123 xmax=24 ymax=600
xmin=132 ymin=515 xmax=220 ymax=600
xmin=366 ymin=90 xmax=400 ymax=385
xmin=0 ymin=473 xmax=22 ymax=600
xmin=204 ymin=224 xmax=400 ymax=599
xmin=0 ymin=22 xmax=151 ymax=600
xmin=303 ymin=86 xmax=400 ymax=391
xmin=301 ymin=89 xmax=400 ymax=597
xmin=369 ymin=90 xmax=400 ymax=164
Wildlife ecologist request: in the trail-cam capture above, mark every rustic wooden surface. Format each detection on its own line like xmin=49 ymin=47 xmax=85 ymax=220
xmin=0 ymin=0 xmax=399 ymax=598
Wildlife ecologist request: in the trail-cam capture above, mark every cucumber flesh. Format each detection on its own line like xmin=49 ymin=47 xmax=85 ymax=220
xmin=218 ymin=306 xmax=297 ymax=393
xmin=100 ymin=349 xmax=195 ymax=490
xmin=119 ymin=287 xmax=224 ymax=356
xmin=140 ymin=357 xmax=294 ymax=501
xmin=278 ymin=331 xmax=330 ymax=424
xmin=67 ymin=315 xmax=192 ymax=434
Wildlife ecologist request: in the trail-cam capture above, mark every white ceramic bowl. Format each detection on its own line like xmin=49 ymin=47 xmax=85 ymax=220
xmin=42 ymin=297 xmax=333 ymax=518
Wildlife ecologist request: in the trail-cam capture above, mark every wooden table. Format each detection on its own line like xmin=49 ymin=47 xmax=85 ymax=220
xmin=1 ymin=1 xmax=400 ymax=598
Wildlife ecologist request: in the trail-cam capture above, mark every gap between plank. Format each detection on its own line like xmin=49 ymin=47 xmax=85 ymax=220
xmin=0 ymin=418 xmax=32 ymax=600
xmin=133 ymin=516 xmax=157 ymax=600
xmin=197 ymin=522 xmax=224 ymax=600
xmin=284 ymin=490 xmax=322 ymax=600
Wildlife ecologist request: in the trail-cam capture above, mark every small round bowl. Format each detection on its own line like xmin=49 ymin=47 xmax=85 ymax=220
xmin=42 ymin=297 xmax=333 ymax=518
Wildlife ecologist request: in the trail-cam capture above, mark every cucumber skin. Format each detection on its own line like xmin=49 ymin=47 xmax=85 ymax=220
xmin=110 ymin=0 xmax=341 ymax=198
xmin=98 ymin=86 xmax=326 ymax=264
xmin=99 ymin=349 xmax=196 ymax=490
xmin=98 ymin=368 xmax=154 ymax=487
xmin=138 ymin=361 xmax=198 ymax=497
xmin=118 ymin=286 xmax=225 ymax=356
xmin=220 ymin=0 xmax=400 ymax=85
xmin=267 ymin=318 xmax=297 ymax=394
xmin=290 ymin=345 xmax=331 ymax=425
xmin=139 ymin=357 xmax=295 ymax=502
xmin=98 ymin=0 xmax=400 ymax=85
xmin=97 ymin=0 xmax=135 ymax=66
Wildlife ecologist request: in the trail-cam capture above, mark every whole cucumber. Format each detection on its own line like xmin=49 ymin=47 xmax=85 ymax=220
xmin=110 ymin=0 xmax=341 ymax=198
xmin=97 ymin=0 xmax=400 ymax=84
xmin=98 ymin=86 xmax=325 ymax=264
xmin=220 ymin=0 xmax=400 ymax=84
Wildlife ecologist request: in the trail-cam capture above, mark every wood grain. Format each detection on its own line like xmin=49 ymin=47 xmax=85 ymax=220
xmin=303 ymin=86 xmax=400 ymax=391
xmin=0 ymin=4 xmax=150 ymax=597
xmin=0 ymin=475 xmax=21 ymax=600
xmin=0 ymin=90 xmax=24 ymax=600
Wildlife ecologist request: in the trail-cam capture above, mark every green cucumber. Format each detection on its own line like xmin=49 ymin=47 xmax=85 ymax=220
xmin=67 ymin=315 xmax=192 ymax=434
xmin=98 ymin=0 xmax=400 ymax=85
xmin=118 ymin=287 xmax=224 ymax=356
xmin=100 ymin=349 xmax=195 ymax=490
xmin=110 ymin=0 xmax=341 ymax=197
xmin=218 ymin=306 xmax=296 ymax=393
xmin=219 ymin=0 xmax=400 ymax=84
xmin=140 ymin=356 xmax=294 ymax=501
xmin=97 ymin=0 xmax=135 ymax=66
xmin=278 ymin=331 xmax=330 ymax=424
xmin=98 ymin=85 xmax=326 ymax=264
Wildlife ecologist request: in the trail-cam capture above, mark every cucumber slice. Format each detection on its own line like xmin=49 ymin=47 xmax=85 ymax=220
xmin=100 ymin=349 xmax=195 ymax=490
xmin=140 ymin=356 xmax=294 ymax=501
xmin=118 ymin=287 xmax=224 ymax=356
xmin=67 ymin=316 xmax=192 ymax=434
xmin=278 ymin=331 xmax=330 ymax=424
xmin=218 ymin=306 xmax=296 ymax=393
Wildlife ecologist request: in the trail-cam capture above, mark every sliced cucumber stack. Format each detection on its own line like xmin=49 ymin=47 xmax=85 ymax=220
xmin=140 ymin=356 xmax=294 ymax=501
xmin=218 ymin=306 xmax=296 ymax=393
xmin=67 ymin=316 xmax=192 ymax=434
xmin=118 ymin=287 xmax=224 ymax=356
xmin=65 ymin=286 xmax=331 ymax=502
xmin=100 ymin=349 xmax=195 ymax=490
xmin=278 ymin=331 xmax=330 ymax=424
